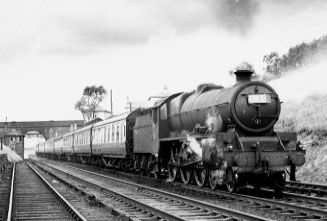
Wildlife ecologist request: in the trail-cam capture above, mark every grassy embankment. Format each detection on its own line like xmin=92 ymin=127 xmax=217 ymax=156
xmin=275 ymin=94 xmax=327 ymax=183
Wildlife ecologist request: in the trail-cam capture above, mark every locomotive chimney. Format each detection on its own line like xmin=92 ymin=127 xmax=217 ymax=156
xmin=233 ymin=62 xmax=254 ymax=83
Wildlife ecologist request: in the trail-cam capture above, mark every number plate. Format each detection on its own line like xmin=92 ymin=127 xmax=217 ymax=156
xmin=248 ymin=94 xmax=271 ymax=104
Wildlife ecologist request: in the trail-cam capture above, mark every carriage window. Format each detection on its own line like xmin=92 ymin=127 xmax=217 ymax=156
xmin=152 ymin=109 xmax=157 ymax=123
xmin=122 ymin=125 xmax=124 ymax=141
xmin=102 ymin=128 xmax=104 ymax=143
xmin=123 ymin=125 xmax=126 ymax=140
xmin=98 ymin=128 xmax=101 ymax=143
xmin=104 ymin=127 xmax=106 ymax=143
xmin=107 ymin=125 xmax=111 ymax=142
xmin=116 ymin=125 xmax=120 ymax=142
xmin=119 ymin=125 xmax=121 ymax=142
xmin=112 ymin=125 xmax=115 ymax=142
xmin=100 ymin=128 xmax=103 ymax=143
xmin=95 ymin=129 xmax=97 ymax=143
xmin=100 ymin=128 xmax=102 ymax=143
xmin=120 ymin=125 xmax=123 ymax=141
xmin=103 ymin=127 xmax=106 ymax=143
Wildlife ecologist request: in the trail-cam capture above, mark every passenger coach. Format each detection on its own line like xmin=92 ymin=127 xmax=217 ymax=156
xmin=36 ymin=110 xmax=140 ymax=168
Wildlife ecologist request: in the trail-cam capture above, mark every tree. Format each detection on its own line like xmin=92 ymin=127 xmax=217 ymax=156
xmin=75 ymin=85 xmax=107 ymax=122
xmin=263 ymin=52 xmax=282 ymax=76
xmin=263 ymin=35 xmax=327 ymax=80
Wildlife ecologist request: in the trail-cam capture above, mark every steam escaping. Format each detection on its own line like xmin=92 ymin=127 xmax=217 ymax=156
xmin=205 ymin=110 xmax=223 ymax=133
xmin=185 ymin=134 xmax=202 ymax=159
xmin=201 ymin=137 xmax=226 ymax=185
xmin=0 ymin=145 xmax=23 ymax=163
xmin=269 ymin=58 xmax=327 ymax=103
xmin=201 ymin=137 xmax=224 ymax=161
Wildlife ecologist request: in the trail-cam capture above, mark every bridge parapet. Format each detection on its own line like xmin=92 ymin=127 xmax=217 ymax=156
xmin=0 ymin=120 xmax=85 ymax=140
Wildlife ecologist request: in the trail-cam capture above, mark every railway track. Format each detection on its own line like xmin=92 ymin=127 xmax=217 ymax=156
xmin=7 ymin=162 xmax=87 ymax=221
xmin=285 ymin=181 xmax=327 ymax=197
xmin=34 ymin=160 xmax=268 ymax=221
xmin=42 ymin=160 xmax=327 ymax=220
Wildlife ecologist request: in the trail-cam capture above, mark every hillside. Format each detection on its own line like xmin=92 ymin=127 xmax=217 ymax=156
xmin=266 ymin=35 xmax=327 ymax=183
xmin=274 ymin=93 xmax=327 ymax=183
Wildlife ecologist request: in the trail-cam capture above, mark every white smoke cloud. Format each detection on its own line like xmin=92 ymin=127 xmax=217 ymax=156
xmin=269 ymin=58 xmax=327 ymax=103
xmin=186 ymin=134 xmax=202 ymax=159
xmin=205 ymin=110 xmax=223 ymax=133
xmin=0 ymin=145 xmax=23 ymax=163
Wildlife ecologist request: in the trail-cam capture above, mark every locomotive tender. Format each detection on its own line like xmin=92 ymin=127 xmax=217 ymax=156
xmin=36 ymin=64 xmax=305 ymax=193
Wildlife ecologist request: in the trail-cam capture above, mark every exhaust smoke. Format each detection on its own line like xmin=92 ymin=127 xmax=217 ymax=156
xmin=0 ymin=145 xmax=23 ymax=163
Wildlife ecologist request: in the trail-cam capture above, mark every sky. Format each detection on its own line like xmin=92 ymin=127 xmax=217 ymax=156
xmin=1 ymin=0 xmax=327 ymax=121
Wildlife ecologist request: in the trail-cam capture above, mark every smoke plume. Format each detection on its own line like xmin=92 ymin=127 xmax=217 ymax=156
xmin=0 ymin=145 xmax=23 ymax=163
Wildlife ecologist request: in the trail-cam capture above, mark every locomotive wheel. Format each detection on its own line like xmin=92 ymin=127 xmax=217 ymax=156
xmin=194 ymin=168 xmax=207 ymax=187
xmin=273 ymin=172 xmax=285 ymax=196
xmin=209 ymin=169 xmax=219 ymax=190
xmin=168 ymin=166 xmax=178 ymax=182
xmin=180 ymin=168 xmax=192 ymax=185
xmin=226 ymin=168 xmax=238 ymax=193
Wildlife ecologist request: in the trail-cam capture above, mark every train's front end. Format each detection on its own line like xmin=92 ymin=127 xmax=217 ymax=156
xmin=203 ymin=63 xmax=306 ymax=192
xmin=165 ymin=62 xmax=305 ymax=193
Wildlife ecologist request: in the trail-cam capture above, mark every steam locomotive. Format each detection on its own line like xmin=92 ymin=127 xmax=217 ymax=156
xmin=36 ymin=64 xmax=306 ymax=193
